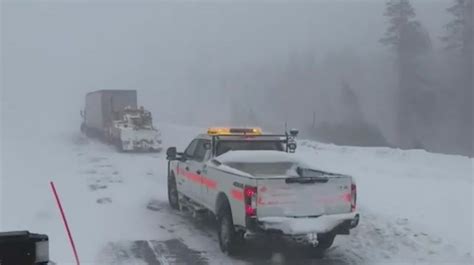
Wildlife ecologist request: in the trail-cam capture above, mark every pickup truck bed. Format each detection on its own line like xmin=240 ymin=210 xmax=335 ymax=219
xmin=213 ymin=151 xmax=358 ymax=236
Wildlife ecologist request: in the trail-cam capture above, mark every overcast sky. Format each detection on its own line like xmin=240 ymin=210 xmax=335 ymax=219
xmin=1 ymin=0 xmax=451 ymax=132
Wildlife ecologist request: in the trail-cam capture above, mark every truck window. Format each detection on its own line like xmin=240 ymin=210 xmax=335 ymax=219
xmin=193 ymin=140 xmax=211 ymax=162
xmin=130 ymin=117 xmax=141 ymax=125
xmin=216 ymin=140 xmax=284 ymax=156
xmin=184 ymin=139 xmax=199 ymax=158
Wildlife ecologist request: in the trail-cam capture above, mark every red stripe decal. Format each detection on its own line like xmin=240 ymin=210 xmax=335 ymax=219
xmin=202 ymin=177 xmax=217 ymax=190
xmin=184 ymin=171 xmax=201 ymax=183
xmin=231 ymin=189 xmax=244 ymax=202
xmin=179 ymin=167 xmax=217 ymax=189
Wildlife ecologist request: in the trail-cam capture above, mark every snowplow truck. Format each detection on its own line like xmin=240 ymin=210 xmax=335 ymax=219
xmin=80 ymin=90 xmax=162 ymax=152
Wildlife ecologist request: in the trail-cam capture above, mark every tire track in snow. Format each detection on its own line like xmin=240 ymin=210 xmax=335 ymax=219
xmin=105 ymin=239 xmax=209 ymax=265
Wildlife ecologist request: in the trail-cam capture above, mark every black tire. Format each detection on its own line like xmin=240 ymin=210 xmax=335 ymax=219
xmin=217 ymin=199 xmax=241 ymax=255
xmin=168 ymin=172 xmax=180 ymax=210
xmin=314 ymin=233 xmax=335 ymax=250
xmin=115 ymin=139 xmax=124 ymax=152
xmin=305 ymin=234 xmax=335 ymax=259
xmin=81 ymin=124 xmax=92 ymax=137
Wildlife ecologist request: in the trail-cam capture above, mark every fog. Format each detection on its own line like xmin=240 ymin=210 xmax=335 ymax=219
xmin=1 ymin=0 xmax=472 ymax=155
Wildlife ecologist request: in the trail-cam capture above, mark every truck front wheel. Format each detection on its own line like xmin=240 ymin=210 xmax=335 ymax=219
xmin=217 ymin=200 xmax=241 ymax=255
xmin=167 ymin=172 xmax=179 ymax=210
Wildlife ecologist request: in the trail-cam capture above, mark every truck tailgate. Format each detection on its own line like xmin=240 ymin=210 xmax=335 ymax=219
xmin=256 ymin=176 xmax=352 ymax=218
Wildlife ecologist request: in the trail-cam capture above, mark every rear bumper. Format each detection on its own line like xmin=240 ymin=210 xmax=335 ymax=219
xmin=246 ymin=212 xmax=359 ymax=238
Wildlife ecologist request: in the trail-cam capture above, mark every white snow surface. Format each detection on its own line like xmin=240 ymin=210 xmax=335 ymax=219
xmin=210 ymin=163 xmax=253 ymax=178
xmin=1 ymin=122 xmax=473 ymax=264
xmin=216 ymin=150 xmax=297 ymax=164
xmin=296 ymin=141 xmax=473 ymax=257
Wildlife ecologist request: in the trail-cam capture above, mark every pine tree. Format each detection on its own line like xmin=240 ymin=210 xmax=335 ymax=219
xmin=442 ymin=0 xmax=473 ymax=155
xmin=380 ymin=0 xmax=431 ymax=57
xmin=442 ymin=0 xmax=473 ymax=51
xmin=340 ymin=81 xmax=363 ymax=124
xmin=380 ymin=0 xmax=417 ymax=50
xmin=380 ymin=0 xmax=434 ymax=149
xmin=444 ymin=0 xmax=473 ymax=92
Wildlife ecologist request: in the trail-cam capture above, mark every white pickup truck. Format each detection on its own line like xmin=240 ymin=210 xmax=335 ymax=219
xmin=166 ymin=127 xmax=359 ymax=255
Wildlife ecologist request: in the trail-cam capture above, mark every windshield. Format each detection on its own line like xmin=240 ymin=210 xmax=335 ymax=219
xmin=130 ymin=117 xmax=142 ymax=125
xmin=216 ymin=140 xmax=284 ymax=156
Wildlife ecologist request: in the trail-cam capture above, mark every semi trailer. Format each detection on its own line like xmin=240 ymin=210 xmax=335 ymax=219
xmin=80 ymin=90 xmax=162 ymax=152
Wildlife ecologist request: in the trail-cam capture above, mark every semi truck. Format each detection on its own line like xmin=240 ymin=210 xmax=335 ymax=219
xmin=80 ymin=90 xmax=162 ymax=152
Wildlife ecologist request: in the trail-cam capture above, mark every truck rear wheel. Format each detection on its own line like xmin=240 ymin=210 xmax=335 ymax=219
xmin=217 ymin=200 xmax=240 ymax=255
xmin=167 ymin=172 xmax=180 ymax=210
xmin=81 ymin=123 xmax=92 ymax=137
xmin=305 ymin=233 xmax=335 ymax=258
xmin=313 ymin=233 xmax=335 ymax=250
xmin=316 ymin=233 xmax=336 ymax=250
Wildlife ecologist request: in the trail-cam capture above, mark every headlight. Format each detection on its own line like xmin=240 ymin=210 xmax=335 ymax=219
xmin=288 ymin=143 xmax=297 ymax=150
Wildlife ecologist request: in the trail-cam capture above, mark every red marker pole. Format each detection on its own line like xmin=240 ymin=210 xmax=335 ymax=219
xmin=50 ymin=181 xmax=80 ymax=265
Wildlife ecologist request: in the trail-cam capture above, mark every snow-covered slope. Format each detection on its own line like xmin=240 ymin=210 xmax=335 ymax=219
xmin=297 ymin=141 xmax=473 ymax=263
xmin=1 ymin=122 xmax=472 ymax=265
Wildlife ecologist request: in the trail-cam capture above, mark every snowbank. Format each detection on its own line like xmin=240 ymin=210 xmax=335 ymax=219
xmin=297 ymin=140 xmax=474 ymax=257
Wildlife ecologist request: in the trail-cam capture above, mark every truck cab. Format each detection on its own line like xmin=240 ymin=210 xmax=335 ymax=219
xmin=166 ymin=127 xmax=296 ymax=207
xmin=166 ymin=127 xmax=358 ymax=256
xmin=110 ymin=106 xmax=162 ymax=151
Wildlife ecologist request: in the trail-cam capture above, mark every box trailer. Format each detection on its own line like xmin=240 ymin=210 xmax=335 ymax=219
xmin=81 ymin=90 xmax=162 ymax=152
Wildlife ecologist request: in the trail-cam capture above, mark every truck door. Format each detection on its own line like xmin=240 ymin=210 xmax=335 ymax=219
xmin=190 ymin=139 xmax=212 ymax=206
xmin=177 ymin=139 xmax=199 ymax=200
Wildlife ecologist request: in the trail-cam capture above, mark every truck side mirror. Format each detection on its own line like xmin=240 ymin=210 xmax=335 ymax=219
xmin=166 ymin=147 xmax=177 ymax=160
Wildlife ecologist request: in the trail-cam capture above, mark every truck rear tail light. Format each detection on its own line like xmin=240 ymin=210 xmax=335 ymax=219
xmin=244 ymin=186 xmax=256 ymax=198
xmin=244 ymin=186 xmax=257 ymax=217
xmin=351 ymin=183 xmax=357 ymax=212
xmin=245 ymin=205 xmax=256 ymax=216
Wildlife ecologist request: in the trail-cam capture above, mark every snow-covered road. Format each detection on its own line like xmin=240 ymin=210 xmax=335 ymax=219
xmin=1 ymin=123 xmax=472 ymax=265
